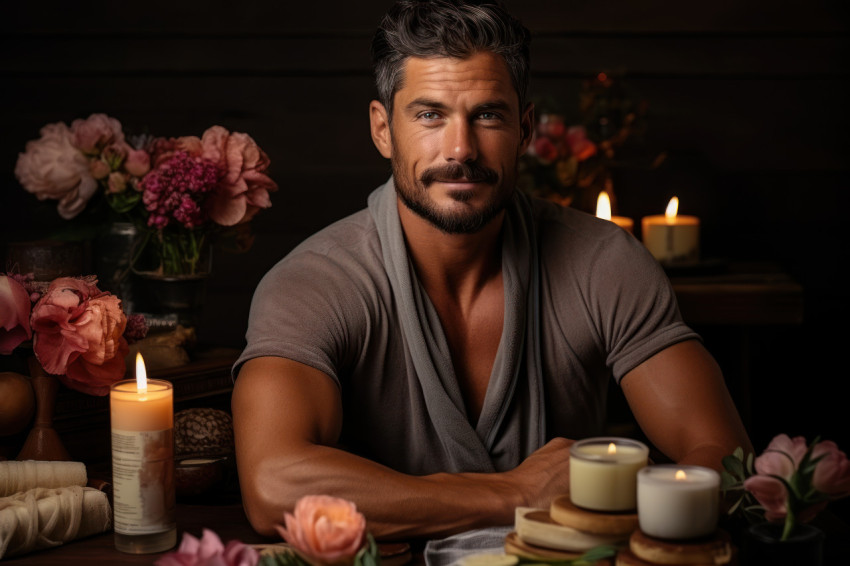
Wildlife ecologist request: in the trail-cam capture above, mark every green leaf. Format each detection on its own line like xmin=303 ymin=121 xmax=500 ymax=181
xmin=571 ymin=545 xmax=618 ymax=563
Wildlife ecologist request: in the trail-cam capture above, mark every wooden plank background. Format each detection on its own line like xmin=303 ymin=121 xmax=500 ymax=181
xmin=2 ymin=1 xmax=848 ymax=465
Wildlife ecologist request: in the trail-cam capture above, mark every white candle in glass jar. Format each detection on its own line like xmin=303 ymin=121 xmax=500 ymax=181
xmin=569 ymin=437 xmax=649 ymax=512
xmin=637 ymin=465 xmax=720 ymax=540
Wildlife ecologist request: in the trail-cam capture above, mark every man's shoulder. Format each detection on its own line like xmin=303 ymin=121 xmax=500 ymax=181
xmin=528 ymin=196 xmax=629 ymax=247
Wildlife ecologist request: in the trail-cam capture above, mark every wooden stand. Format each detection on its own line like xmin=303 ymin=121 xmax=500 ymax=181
xmin=621 ymin=529 xmax=735 ymax=565
xmin=550 ymin=495 xmax=639 ymax=536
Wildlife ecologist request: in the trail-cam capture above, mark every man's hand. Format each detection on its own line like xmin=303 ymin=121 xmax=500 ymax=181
xmin=504 ymin=438 xmax=574 ymax=510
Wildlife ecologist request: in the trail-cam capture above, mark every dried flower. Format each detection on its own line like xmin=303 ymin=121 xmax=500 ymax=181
xmin=155 ymin=529 xmax=259 ymax=566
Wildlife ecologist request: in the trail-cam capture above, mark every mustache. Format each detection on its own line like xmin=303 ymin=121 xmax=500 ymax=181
xmin=420 ymin=162 xmax=499 ymax=186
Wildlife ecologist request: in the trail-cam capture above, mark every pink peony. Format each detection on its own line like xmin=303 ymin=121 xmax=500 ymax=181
xmin=201 ymin=126 xmax=278 ymax=226
xmin=14 ymin=122 xmax=98 ymax=219
xmin=0 ymin=275 xmax=33 ymax=354
xmin=155 ymin=529 xmax=259 ymax=566
xmin=69 ymin=113 xmax=124 ymax=154
xmin=754 ymin=434 xmax=809 ymax=480
xmin=812 ymin=440 xmax=850 ymax=497
xmin=276 ymin=495 xmax=366 ymax=566
xmin=743 ymin=474 xmax=788 ymax=522
xmin=30 ymin=277 xmax=128 ymax=396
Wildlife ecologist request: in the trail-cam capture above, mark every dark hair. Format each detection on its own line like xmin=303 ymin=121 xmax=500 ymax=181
xmin=371 ymin=0 xmax=531 ymax=118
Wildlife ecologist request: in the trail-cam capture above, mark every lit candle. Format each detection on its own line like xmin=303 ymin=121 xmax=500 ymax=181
xmin=641 ymin=196 xmax=700 ymax=265
xmin=596 ymin=191 xmax=634 ymax=235
xmin=110 ymin=353 xmax=176 ymax=553
xmin=569 ymin=437 xmax=649 ymax=512
xmin=637 ymin=465 xmax=720 ymax=540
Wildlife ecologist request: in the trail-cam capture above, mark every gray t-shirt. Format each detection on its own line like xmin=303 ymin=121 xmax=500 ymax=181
xmin=235 ymin=191 xmax=698 ymax=475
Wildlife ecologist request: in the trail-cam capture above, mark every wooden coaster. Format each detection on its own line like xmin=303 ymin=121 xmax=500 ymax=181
xmin=515 ymin=508 xmax=627 ymax=552
xmin=629 ymin=529 xmax=734 ymax=565
xmin=504 ymin=531 xmax=584 ymax=561
xmin=550 ymin=495 xmax=639 ymax=536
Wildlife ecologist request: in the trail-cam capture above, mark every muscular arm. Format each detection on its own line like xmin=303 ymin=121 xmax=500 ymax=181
xmin=621 ymin=339 xmax=753 ymax=470
xmin=232 ymin=356 xmax=573 ymax=539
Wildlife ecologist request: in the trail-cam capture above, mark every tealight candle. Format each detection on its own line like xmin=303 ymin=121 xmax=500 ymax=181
xmin=641 ymin=196 xmax=700 ymax=265
xmin=637 ymin=465 xmax=720 ymax=540
xmin=110 ymin=353 xmax=176 ymax=553
xmin=596 ymin=190 xmax=634 ymax=235
xmin=569 ymin=437 xmax=649 ymax=512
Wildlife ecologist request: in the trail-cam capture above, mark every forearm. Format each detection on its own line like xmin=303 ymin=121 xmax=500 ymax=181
xmin=240 ymin=443 xmax=521 ymax=540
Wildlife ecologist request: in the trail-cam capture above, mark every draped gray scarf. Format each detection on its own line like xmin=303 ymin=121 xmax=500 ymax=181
xmin=367 ymin=179 xmax=545 ymax=473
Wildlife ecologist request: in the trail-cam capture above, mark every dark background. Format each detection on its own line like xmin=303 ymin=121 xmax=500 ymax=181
xmin=1 ymin=1 xmax=848 ymax=479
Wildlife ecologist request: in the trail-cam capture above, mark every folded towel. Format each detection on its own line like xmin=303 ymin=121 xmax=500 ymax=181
xmin=0 ymin=485 xmax=112 ymax=558
xmin=0 ymin=460 xmax=87 ymax=497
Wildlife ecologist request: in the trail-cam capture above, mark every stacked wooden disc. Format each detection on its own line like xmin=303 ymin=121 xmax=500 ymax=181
xmin=615 ymin=528 xmax=736 ymax=565
xmin=504 ymin=495 xmax=638 ymax=562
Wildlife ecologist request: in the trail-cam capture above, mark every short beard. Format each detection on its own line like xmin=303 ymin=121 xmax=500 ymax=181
xmin=392 ymin=159 xmax=511 ymax=235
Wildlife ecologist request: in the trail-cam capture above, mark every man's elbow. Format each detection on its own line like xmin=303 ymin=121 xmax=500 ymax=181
xmin=239 ymin=463 xmax=295 ymax=536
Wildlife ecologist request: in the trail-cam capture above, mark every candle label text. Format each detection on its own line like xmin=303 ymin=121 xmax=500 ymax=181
xmin=111 ymin=428 xmax=176 ymax=535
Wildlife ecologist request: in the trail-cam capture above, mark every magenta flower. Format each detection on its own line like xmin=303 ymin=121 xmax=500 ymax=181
xmin=140 ymin=151 xmax=221 ymax=229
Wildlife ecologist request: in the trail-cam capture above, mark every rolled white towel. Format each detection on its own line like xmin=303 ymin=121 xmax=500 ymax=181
xmin=0 ymin=486 xmax=112 ymax=558
xmin=0 ymin=461 xmax=87 ymax=497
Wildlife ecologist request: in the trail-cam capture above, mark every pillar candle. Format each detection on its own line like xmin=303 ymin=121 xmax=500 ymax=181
xmin=596 ymin=190 xmax=635 ymax=235
xmin=641 ymin=196 xmax=700 ymax=265
xmin=637 ymin=465 xmax=720 ymax=540
xmin=570 ymin=437 xmax=649 ymax=512
xmin=110 ymin=353 xmax=176 ymax=553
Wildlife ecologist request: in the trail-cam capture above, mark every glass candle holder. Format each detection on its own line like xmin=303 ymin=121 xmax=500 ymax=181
xmin=637 ymin=464 xmax=720 ymax=540
xmin=569 ymin=437 xmax=649 ymax=512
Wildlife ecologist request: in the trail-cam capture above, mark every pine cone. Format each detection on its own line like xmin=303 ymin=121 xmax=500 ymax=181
xmin=174 ymin=407 xmax=234 ymax=457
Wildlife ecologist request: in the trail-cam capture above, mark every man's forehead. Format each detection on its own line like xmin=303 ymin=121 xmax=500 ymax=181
xmin=395 ymin=52 xmax=517 ymax=102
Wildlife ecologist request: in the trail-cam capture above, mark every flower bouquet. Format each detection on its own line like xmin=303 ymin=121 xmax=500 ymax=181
xmin=14 ymin=113 xmax=279 ymax=282
xmin=518 ymin=73 xmax=664 ymax=214
xmin=721 ymin=434 xmax=850 ymax=564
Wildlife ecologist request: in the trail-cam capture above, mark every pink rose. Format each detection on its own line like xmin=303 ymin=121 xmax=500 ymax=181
xmin=30 ymin=277 xmax=128 ymax=396
xmin=532 ymin=136 xmax=559 ymax=163
xmin=14 ymin=122 xmax=98 ymax=219
xmin=155 ymin=529 xmax=259 ymax=566
xmin=90 ymin=158 xmax=111 ymax=180
xmin=124 ymin=147 xmax=151 ymax=177
xmin=812 ymin=440 xmax=850 ymax=497
xmin=69 ymin=113 xmax=124 ymax=154
xmin=565 ymin=126 xmax=597 ymax=161
xmin=1 ymin=275 xmax=33 ymax=354
xmin=276 ymin=495 xmax=366 ymax=566
xmin=107 ymin=171 xmax=128 ymax=194
xmin=201 ymin=126 xmax=278 ymax=226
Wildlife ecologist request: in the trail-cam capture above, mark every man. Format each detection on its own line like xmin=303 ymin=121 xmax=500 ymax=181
xmin=232 ymin=0 xmax=751 ymax=540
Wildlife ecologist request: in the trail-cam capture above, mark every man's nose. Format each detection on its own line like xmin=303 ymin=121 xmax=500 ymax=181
xmin=443 ymin=119 xmax=478 ymax=163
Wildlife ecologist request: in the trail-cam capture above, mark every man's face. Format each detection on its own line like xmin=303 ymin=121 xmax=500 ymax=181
xmin=376 ymin=51 xmax=532 ymax=234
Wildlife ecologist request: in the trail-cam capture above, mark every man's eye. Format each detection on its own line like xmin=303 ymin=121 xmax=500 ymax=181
xmin=478 ymin=112 xmax=500 ymax=121
xmin=419 ymin=111 xmax=441 ymax=121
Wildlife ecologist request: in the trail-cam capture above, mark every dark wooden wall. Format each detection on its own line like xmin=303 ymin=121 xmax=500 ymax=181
xmin=2 ymin=1 xmax=848 ymax=461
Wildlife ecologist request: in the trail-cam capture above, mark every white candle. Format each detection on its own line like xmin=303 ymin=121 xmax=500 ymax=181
xmin=641 ymin=196 xmax=700 ymax=265
xmin=637 ymin=465 xmax=720 ymax=540
xmin=596 ymin=191 xmax=634 ymax=235
xmin=110 ymin=353 xmax=176 ymax=553
xmin=570 ymin=437 xmax=649 ymax=512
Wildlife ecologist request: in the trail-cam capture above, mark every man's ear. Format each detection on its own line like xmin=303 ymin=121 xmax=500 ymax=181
xmin=370 ymin=100 xmax=393 ymax=159
xmin=518 ymin=102 xmax=535 ymax=156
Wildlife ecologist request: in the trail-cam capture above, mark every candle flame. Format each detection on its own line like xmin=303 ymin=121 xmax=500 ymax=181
xmin=607 ymin=442 xmax=617 ymax=455
xmin=665 ymin=196 xmax=679 ymax=221
xmin=596 ymin=191 xmax=612 ymax=220
xmin=135 ymin=352 xmax=147 ymax=393
xmin=675 ymin=469 xmax=687 ymax=481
